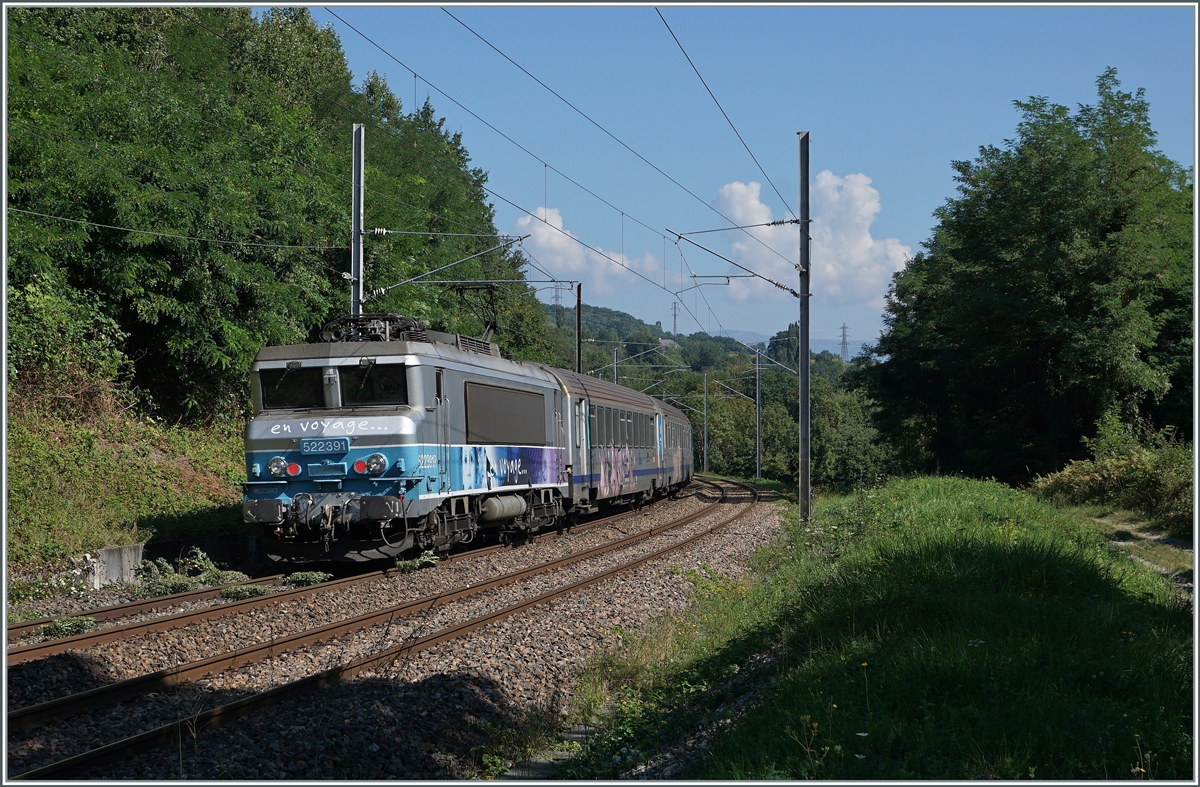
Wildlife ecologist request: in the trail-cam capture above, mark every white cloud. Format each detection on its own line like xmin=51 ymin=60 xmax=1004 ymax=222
xmin=714 ymin=173 xmax=910 ymax=307
xmin=515 ymin=207 xmax=664 ymax=297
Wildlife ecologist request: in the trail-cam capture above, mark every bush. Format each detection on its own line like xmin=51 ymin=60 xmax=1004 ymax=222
xmin=134 ymin=548 xmax=247 ymax=598
xmin=284 ymin=571 xmax=333 ymax=587
xmin=395 ymin=550 xmax=438 ymax=574
xmin=1034 ymin=410 xmax=1192 ymax=536
xmin=39 ymin=616 xmax=97 ymax=638
xmin=219 ymin=584 xmax=272 ymax=600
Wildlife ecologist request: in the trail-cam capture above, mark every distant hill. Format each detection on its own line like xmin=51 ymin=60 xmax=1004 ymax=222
xmin=540 ymin=302 xmax=860 ymax=357
xmin=541 ymin=302 xmax=669 ymax=341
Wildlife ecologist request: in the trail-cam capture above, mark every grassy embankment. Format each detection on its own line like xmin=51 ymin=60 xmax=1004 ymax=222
xmin=556 ymin=476 xmax=1192 ymax=780
xmin=6 ymin=402 xmax=247 ymax=571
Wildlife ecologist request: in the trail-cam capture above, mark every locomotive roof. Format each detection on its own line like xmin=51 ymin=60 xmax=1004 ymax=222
xmin=252 ymin=337 xmax=689 ymax=424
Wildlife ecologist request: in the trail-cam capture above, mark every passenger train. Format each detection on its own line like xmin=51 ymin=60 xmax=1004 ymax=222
xmin=242 ymin=313 xmax=694 ymax=561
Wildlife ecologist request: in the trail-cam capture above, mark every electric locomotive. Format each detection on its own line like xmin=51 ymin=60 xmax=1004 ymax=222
xmin=242 ymin=313 xmax=693 ymax=562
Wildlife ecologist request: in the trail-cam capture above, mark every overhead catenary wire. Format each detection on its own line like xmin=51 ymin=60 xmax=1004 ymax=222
xmin=677 ymin=219 xmax=802 ymax=236
xmin=10 ymin=118 xmax=346 ymax=260
xmin=656 ymin=8 xmax=796 ymax=220
xmin=307 ymin=10 xmax=803 ymax=354
xmin=676 ymin=241 xmax=800 ymax=377
xmin=176 ymin=6 xmax=679 ymax=296
xmin=440 ymin=8 xmax=797 ymax=271
xmin=169 ymin=9 xmax=500 ymax=239
xmin=19 ymin=14 xmax=797 ymax=367
xmin=669 ymin=230 xmax=800 ymax=298
xmin=11 ymin=25 xmax=493 ymax=246
xmin=9 ymin=208 xmax=349 ymax=251
xmin=324 ymin=8 xmax=668 ymax=244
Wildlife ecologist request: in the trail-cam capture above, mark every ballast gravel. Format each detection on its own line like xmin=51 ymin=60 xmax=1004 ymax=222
xmin=8 ymin=483 xmax=784 ymax=780
xmin=6 ymin=488 xmax=713 ymax=709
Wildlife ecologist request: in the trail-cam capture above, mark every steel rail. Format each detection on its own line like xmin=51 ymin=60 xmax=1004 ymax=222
xmin=6 ymin=491 xmax=696 ymax=665
xmin=8 ymin=492 xmax=697 ymax=643
xmin=6 ymin=574 xmax=287 ymax=641
xmin=10 ymin=480 xmax=754 ymax=780
xmin=7 ymin=482 xmax=725 ymax=732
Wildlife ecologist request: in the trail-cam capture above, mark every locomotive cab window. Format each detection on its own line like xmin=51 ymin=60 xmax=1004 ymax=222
xmin=340 ymin=363 xmax=408 ymax=406
xmin=260 ymin=366 xmax=324 ymax=410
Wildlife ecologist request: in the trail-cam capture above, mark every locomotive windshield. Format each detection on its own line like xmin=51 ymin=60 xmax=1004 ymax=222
xmin=260 ymin=367 xmax=324 ymax=410
xmin=341 ymin=363 xmax=408 ymax=406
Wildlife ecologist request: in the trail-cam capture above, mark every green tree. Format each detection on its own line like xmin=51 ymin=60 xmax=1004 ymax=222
xmin=7 ymin=8 xmax=345 ymax=417
xmin=853 ymin=69 xmax=1192 ymax=482
xmin=7 ymin=8 xmax=556 ymax=416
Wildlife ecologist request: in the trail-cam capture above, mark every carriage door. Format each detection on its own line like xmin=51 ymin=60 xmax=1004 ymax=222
xmin=435 ymin=369 xmax=450 ymax=494
xmin=656 ymin=414 xmax=665 ymax=487
xmin=553 ymin=390 xmax=565 ymax=482
xmin=573 ymin=400 xmax=586 ymax=500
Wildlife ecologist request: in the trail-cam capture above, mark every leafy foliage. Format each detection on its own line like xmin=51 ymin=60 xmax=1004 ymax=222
xmin=6 ymin=7 xmax=554 ymax=421
xmin=285 ymin=570 xmax=333 ymax=587
xmin=395 ymin=550 xmax=439 ymax=573
xmin=853 ymin=70 xmax=1193 ymax=482
xmin=134 ymin=547 xmax=246 ymax=597
xmin=39 ymin=616 xmax=97 ymax=639
xmin=1033 ymin=409 xmax=1192 ymax=536
xmin=220 ymin=584 xmax=272 ymax=600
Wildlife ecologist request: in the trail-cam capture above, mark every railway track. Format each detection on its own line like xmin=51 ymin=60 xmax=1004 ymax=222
xmin=7 ymin=485 xmax=698 ymax=656
xmin=8 ymin=481 xmax=755 ymax=779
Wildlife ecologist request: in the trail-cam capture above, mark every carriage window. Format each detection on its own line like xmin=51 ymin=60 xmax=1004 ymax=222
xmin=465 ymin=382 xmax=546 ymax=445
xmin=260 ymin=366 xmax=324 ymax=410
xmin=589 ymin=405 xmax=598 ymax=447
xmin=340 ymin=363 xmax=408 ymax=406
xmin=606 ymin=407 xmax=614 ymax=446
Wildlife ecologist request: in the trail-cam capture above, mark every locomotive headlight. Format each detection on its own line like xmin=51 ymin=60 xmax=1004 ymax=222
xmin=354 ymin=453 xmax=388 ymax=474
xmin=267 ymin=456 xmax=288 ymax=478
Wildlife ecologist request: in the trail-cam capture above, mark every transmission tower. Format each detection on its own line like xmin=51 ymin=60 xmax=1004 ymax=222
xmin=671 ymin=301 xmax=679 ymax=334
xmin=839 ymin=323 xmax=850 ymax=362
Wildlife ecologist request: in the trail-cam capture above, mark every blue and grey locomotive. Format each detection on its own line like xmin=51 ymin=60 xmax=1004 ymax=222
xmin=242 ymin=313 xmax=693 ymax=562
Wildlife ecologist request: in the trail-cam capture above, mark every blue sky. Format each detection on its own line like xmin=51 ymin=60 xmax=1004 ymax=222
xmin=302 ymin=4 xmax=1195 ymax=350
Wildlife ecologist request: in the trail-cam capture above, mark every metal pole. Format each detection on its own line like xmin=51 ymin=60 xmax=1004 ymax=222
xmin=351 ymin=124 xmax=365 ymax=316
xmin=756 ymin=349 xmax=761 ymax=480
xmin=576 ymin=284 xmax=582 ymax=373
xmin=613 ymin=348 xmax=618 ymax=384
xmin=703 ymin=373 xmax=709 ymax=472
xmin=798 ymin=131 xmax=812 ymax=520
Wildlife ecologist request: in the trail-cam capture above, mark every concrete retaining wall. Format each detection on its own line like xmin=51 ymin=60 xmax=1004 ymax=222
xmin=86 ymin=534 xmax=258 ymax=588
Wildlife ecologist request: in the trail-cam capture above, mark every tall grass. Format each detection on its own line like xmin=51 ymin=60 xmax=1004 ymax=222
xmin=6 ymin=402 xmax=248 ymax=568
xmin=1033 ymin=410 xmax=1193 ymax=538
xmin=561 ymin=477 xmax=1192 ymax=780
